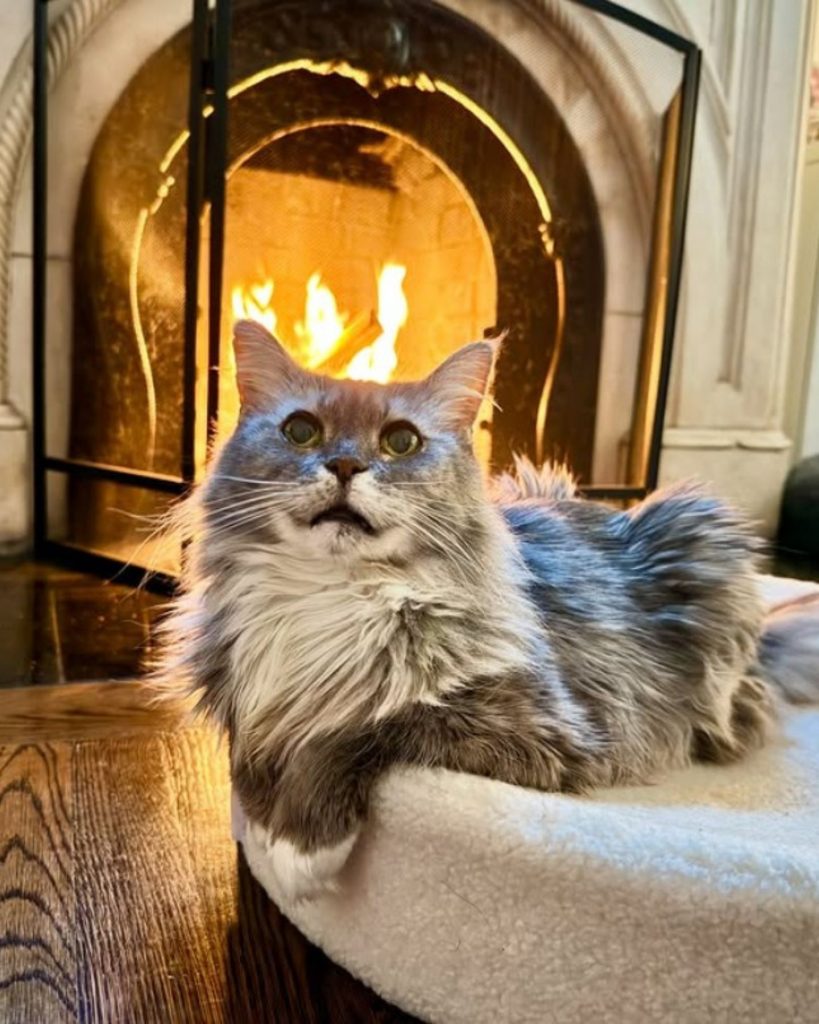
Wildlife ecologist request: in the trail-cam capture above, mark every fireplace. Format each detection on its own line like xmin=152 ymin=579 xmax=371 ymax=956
xmin=31 ymin=0 xmax=699 ymax=585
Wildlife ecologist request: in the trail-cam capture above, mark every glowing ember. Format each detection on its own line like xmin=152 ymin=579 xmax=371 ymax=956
xmin=231 ymin=264 xmax=408 ymax=383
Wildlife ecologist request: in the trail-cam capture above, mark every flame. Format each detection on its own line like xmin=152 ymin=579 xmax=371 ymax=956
xmin=295 ymin=272 xmax=348 ymax=367
xmin=231 ymin=280 xmax=277 ymax=335
xmin=230 ymin=263 xmax=407 ymax=383
xmin=346 ymin=264 xmax=407 ymax=384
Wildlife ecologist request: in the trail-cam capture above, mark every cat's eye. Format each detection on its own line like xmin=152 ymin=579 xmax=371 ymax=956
xmin=380 ymin=422 xmax=422 ymax=458
xmin=282 ymin=412 xmax=323 ymax=448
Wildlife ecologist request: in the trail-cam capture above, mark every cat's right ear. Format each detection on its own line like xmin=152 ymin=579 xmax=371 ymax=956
xmin=423 ymin=336 xmax=501 ymax=430
xmin=233 ymin=319 xmax=307 ymax=413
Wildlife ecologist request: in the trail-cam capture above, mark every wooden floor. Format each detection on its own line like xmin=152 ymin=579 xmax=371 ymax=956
xmin=0 ymin=683 xmax=417 ymax=1023
xmin=0 ymin=560 xmax=162 ymax=687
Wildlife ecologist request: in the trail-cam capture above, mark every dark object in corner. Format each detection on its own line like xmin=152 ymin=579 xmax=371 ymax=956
xmin=778 ymin=454 xmax=819 ymax=562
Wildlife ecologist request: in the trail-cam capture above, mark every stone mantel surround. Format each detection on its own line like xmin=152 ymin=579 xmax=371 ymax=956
xmin=0 ymin=0 xmax=813 ymax=551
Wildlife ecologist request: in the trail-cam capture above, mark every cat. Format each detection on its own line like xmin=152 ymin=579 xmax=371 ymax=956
xmin=156 ymin=318 xmax=818 ymax=902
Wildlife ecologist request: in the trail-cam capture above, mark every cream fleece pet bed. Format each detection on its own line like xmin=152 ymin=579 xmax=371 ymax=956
xmin=236 ymin=576 xmax=819 ymax=1024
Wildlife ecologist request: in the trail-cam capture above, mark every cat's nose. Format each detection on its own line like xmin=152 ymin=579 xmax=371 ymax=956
xmin=325 ymin=456 xmax=368 ymax=485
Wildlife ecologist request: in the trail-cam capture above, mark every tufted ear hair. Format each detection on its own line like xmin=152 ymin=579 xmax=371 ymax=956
xmin=232 ymin=319 xmax=310 ymax=413
xmin=423 ymin=336 xmax=502 ymax=430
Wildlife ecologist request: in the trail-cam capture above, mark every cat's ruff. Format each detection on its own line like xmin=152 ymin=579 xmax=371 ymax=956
xmin=236 ymin=576 xmax=819 ymax=1024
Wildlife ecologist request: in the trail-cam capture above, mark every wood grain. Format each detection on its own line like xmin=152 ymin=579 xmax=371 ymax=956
xmin=0 ymin=682 xmax=189 ymax=743
xmin=73 ymin=729 xmax=416 ymax=1023
xmin=0 ymin=743 xmax=76 ymax=1023
xmin=0 ymin=704 xmax=416 ymax=1022
xmin=73 ymin=731 xmax=230 ymax=1022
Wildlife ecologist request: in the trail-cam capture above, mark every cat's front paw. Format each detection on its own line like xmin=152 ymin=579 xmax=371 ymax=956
xmin=246 ymin=821 xmax=359 ymax=902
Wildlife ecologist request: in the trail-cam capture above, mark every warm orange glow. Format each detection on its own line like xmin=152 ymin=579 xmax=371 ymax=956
xmin=231 ymin=264 xmax=408 ymax=382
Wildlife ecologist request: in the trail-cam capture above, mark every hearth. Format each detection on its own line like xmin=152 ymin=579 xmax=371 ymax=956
xmin=31 ymin=0 xmax=700 ymax=585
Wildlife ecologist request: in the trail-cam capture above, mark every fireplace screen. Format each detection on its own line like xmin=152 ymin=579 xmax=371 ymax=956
xmin=32 ymin=0 xmax=700 ymax=586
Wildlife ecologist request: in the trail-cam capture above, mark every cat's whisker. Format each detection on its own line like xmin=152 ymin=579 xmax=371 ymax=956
xmin=204 ymin=492 xmax=291 ymax=513
xmin=203 ymin=513 xmax=274 ymax=531
xmin=200 ymin=495 xmax=303 ymax=517
xmin=211 ymin=474 xmax=304 ymax=487
xmin=205 ymin=503 xmax=281 ymax=528
xmin=198 ymin=494 xmax=281 ymax=518
xmin=417 ymin=515 xmax=485 ymax=572
xmin=408 ymin=513 xmax=479 ymax=572
xmin=199 ymin=512 xmax=275 ymax=535
xmin=107 ymin=506 xmax=177 ymax=525
xmin=209 ymin=491 xmax=295 ymax=513
xmin=201 ymin=512 xmax=279 ymax=541
xmin=201 ymin=489 xmax=304 ymax=513
xmin=99 ymin=510 xmax=180 ymax=591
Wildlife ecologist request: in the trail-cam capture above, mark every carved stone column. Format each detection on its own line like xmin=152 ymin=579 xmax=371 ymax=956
xmin=654 ymin=0 xmax=813 ymax=531
xmin=0 ymin=0 xmax=127 ymax=550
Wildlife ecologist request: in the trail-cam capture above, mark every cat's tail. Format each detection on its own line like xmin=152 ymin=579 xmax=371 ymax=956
xmin=494 ymin=455 xmax=578 ymax=502
xmin=757 ymin=592 xmax=819 ymax=704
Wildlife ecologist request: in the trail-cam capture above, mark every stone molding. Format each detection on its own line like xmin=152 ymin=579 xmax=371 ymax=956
xmin=0 ymin=0 xmax=123 ymax=412
xmin=662 ymin=426 xmax=793 ymax=452
xmin=521 ymin=0 xmax=656 ymax=220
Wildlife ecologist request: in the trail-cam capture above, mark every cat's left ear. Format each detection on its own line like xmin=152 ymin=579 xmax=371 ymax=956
xmin=424 ymin=336 xmax=502 ymax=430
xmin=232 ymin=319 xmax=309 ymax=413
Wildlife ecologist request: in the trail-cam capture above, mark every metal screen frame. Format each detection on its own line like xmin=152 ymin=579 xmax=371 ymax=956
xmin=31 ymin=0 xmax=232 ymax=590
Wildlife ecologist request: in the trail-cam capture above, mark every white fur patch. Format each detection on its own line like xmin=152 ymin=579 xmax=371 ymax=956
xmin=246 ymin=821 xmax=359 ymax=902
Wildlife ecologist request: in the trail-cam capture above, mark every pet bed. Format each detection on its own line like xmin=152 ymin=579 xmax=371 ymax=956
xmin=236 ymin=576 xmax=819 ymax=1023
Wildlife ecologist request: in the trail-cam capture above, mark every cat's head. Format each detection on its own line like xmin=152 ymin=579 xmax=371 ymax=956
xmin=203 ymin=319 xmax=499 ymax=561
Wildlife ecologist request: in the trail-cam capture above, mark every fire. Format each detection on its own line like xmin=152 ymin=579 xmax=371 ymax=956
xmin=346 ymin=263 xmax=407 ymax=384
xmin=231 ymin=279 xmax=277 ymax=335
xmin=295 ymin=272 xmax=348 ymax=367
xmin=230 ymin=264 xmax=407 ymax=382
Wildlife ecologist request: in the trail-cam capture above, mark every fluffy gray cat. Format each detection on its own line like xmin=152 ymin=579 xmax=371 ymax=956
xmin=157 ymin=319 xmax=818 ymax=901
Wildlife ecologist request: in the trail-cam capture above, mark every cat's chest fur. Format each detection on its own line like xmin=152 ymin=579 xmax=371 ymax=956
xmin=207 ymin=542 xmax=536 ymax=761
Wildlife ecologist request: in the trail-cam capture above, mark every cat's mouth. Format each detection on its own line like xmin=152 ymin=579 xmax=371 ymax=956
xmin=309 ymin=503 xmax=375 ymax=534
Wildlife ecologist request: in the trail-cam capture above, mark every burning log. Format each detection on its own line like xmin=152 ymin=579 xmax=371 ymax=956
xmin=313 ymin=310 xmax=382 ymax=376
